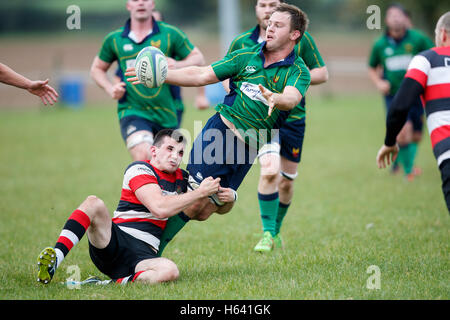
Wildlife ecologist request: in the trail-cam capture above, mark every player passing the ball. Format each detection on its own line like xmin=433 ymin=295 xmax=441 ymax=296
xmin=36 ymin=129 xmax=228 ymax=286
xmin=126 ymin=3 xmax=311 ymax=255
xmin=376 ymin=11 xmax=450 ymax=213
xmin=225 ymin=0 xmax=328 ymax=252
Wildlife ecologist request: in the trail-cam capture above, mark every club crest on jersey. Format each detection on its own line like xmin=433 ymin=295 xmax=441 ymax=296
xmin=272 ymin=75 xmax=280 ymax=83
xmin=123 ymin=44 xmax=134 ymax=52
xmin=384 ymin=47 xmax=394 ymax=56
xmin=245 ymin=66 xmax=257 ymax=73
xmin=151 ymin=40 xmax=161 ymax=48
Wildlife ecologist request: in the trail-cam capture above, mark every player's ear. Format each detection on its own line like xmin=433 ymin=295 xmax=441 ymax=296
xmin=290 ymin=30 xmax=301 ymax=42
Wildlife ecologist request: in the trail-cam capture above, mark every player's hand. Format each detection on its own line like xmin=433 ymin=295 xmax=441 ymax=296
xmin=166 ymin=57 xmax=177 ymax=69
xmin=125 ymin=67 xmax=142 ymax=85
xmin=217 ymin=187 xmax=236 ymax=203
xmin=27 ymin=79 xmax=59 ymax=105
xmin=259 ymin=84 xmax=276 ymax=116
xmin=198 ymin=177 xmax=221 ymax=197
xmin=376 ymin=80 xmax=391 ymax=95
xmin=108 ymin=82 xmax=126 ymax=100
xmin=376 ymin=144 xmax=399 ymax=169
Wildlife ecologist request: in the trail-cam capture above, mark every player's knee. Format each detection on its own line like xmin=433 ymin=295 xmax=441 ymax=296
xmin=279 ymin=177 xmax=294 ymax=194
xmin=130 ymin=143 xmax=151 ymax=161
xmin=158 ymin=260 xmax=179 ymax=282
xmin=81 ymin=195 xmax=106 ymax=219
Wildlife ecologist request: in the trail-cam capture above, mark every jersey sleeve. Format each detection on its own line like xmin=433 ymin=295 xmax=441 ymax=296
xmin=167 ymin=24 xmax=195 ymax=60
xmin=211 ymin=48 xmax=253 ymax=81
xmin=286 ymin=60 xmax=311 ymax=97
xmin=124 ymin=163 xmax=159 ymax=193
xmin=298 ymin=32 xmax=326 ymax=70
xmin=98 ymin=32 xmax=118 ymax=63
xmin=404 ymin=53 xmax=431 ymax=89
xmin=368 ymin=40 xmax=381 ymax=68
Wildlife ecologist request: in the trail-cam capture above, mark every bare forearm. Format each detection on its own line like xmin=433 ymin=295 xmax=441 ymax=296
xmin=166 ymin=66 xmax=216 ymax=87
xmin=90 ymin=67 xmax=113 ymax=92
xmin=272 ymin=92 xmax=301 ymax=111
xmin=152 ymin=189 xmax=207 ymax=218
xmin=309 ymin=67 xmax=329 ymax=85
xmin=174 ymin=49 xmax=205 ymax=69
xmin=0 ymin=63 xmax=33 ymax=89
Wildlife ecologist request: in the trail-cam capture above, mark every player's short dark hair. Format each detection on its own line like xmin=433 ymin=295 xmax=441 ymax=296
xmin=153 ymin=129 xmax=186 ymax=147
xmin=274 ymin=3 xmax=309 ymax=44
xmin=386 ymin=3 xmax=408 ymax=16
xmin=256 ymin=0 xmax=285 ymax=5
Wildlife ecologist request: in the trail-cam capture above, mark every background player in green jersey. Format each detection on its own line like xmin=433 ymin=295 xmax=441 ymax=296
xmin=90 ymin=0 xmax=205 ymax=161
xmin=126 ymin=3 xmax=311 ymax=255
xmin=227 ymin=0 xmax=328 ymax=252
xmin=368 ymin=4 xmax=433 ymax=181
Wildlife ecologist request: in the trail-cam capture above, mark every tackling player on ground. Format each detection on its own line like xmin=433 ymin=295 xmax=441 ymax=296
xmin=36 ymin=129 xmax=225 ymax=286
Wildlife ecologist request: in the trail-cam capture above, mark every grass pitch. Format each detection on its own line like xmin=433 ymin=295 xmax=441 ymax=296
xmin=0 ymin=93 xmax=448 ymax=300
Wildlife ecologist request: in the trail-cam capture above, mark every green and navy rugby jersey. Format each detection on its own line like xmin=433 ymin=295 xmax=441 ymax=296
xmin=212 ymin=42 xmax=311 ymax=147
xmin=368 ymin=28 xmax=433 ymax=95
xmin=227 ymin=26 xmax=325 ymax=122
xmin=98 ymin=18 xmax=195 ymax=128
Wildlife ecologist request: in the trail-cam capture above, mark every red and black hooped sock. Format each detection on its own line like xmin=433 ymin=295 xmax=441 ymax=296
xmin=54 ymin=209 xmax=91 ymax=268
xmin=112 ymin=271 xmax=146 ymax=285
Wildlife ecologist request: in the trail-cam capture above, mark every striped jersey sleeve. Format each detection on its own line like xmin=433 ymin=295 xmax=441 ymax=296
xmin=405 ymin=47 xmax=450 ymax=165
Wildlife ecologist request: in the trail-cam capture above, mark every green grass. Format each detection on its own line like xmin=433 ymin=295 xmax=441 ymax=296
xmin=0 ymin=94 xmax=448 ymax=300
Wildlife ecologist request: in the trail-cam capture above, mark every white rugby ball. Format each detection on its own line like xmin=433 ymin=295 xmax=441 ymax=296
xmin=135 ymin=46 xmax=168 ymax=88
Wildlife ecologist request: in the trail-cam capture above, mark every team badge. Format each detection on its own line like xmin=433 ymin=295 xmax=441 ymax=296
xmin=292 ymin=147 xmax=300 ymax=158
xmin=151 ymin=40 xmax=161 ymax=48
xmin=272 ymin=75 xmax=280 ymax=83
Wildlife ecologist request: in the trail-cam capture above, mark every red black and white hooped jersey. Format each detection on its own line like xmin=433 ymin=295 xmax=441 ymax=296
xmin=112 ymin=160 xmax=188 ymax=250
xmin=404 ymin=46 xmax=450 ymax=166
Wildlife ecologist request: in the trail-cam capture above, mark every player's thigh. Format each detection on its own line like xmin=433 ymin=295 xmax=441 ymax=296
xmin=78 ymin=195 xmax=112 ymax=249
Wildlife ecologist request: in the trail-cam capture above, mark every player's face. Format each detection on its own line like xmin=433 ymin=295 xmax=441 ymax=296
xmin=152 ymin=137 xmax=185 ymax=173
xmin=255 ymin=0 xmax=280 ymax=30
xmin=385 ymin=7 xmax=407 ymax=31
xmin=127 ymin=0 xmax=154 ymax=22
xmin=265 ymin=11 xmax=297 ymax=51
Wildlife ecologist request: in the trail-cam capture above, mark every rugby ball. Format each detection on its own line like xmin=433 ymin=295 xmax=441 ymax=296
xmin=135 ymin=46 xmax=168 ymax=88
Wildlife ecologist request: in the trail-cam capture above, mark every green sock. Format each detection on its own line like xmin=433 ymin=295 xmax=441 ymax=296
xmin=157 ymin=211 xmax=190 ymax=257
xmin=397 ymin=145 xmax=411 ymax=175
xmin=409 ymin=142 xmax=419 ymax=168
xmin=275 ymin=202 xmax=290 ymax=235
xmin=258 ymin=192 xmax=279 ymax=237
xmin=402 ymin=144 xmax=414 ymax=175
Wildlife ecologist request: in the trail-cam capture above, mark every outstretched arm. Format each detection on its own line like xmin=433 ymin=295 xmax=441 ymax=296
xmin=376 ymin=77 xmax=424 ymax=169
xmin=126 ymin=65 xmax=220 ymax=88
xmin=0 ymin=63 xmax=58 ymax=105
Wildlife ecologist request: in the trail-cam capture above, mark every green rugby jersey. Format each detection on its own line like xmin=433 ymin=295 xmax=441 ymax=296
xmin=212 ymin=43 xmax=311 ymax=147
xmin=227 ymin=26 xmax=325 ymax=122
xmin=98 ymin=18 xmax=195 ymax=128
xmin=368 ymin=28 xmax=433 ymax=95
